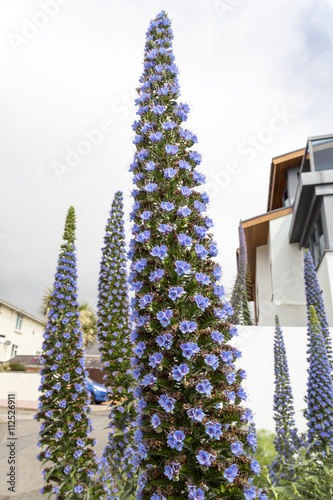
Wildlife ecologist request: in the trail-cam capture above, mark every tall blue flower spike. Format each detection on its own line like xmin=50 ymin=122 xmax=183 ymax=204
xmin=304 ymin=249 xmax=333 ymax=371
xmin=96 ymin=191 xmax=138 ymax=498
xmin=36 ymin=207 xmax=100 ymax=498
xmin=306 ymin=306 xmax=333 ymax=452
xmin=270 ymin=315 xmax=301 ymax=485
xmin=128 ymin=11 xmax=267 ymax=500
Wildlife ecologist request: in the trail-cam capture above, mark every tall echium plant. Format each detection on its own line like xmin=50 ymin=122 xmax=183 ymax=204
xmin=128 ymin=11 xmax=267 ymax=500
xmin=36 ymin=207 xmax=100 ymax=499
xmin=270 ymin=316 xmax=301 ymax=485
xmin=96 ymin=191 xmax=137 ymax=496
xmin=304 ymin=249 xmax=333 ymax=370
xmin=231 ymin=222 xmax=252 ymax=326
xmin=306 ymin=306 xmax=333 ymax=453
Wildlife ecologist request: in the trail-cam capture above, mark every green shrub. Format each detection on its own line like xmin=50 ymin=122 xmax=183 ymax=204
xmin=0 ymin=362 xmax=27 ymax=371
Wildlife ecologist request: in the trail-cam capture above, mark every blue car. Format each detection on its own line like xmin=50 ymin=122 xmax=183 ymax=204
xmin=86 ymin=377 xmax=108 ymax=404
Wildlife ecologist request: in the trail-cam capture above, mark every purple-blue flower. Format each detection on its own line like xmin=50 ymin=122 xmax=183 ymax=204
xmin=211 ymin=331 xmax=224 ymax=344
xmin=224 ymin=464 xmax=238 ymax=483
xmin=194 ymin=294 xmax=210 ymax=311
xmin=164 ymin=168 xmax=177 ymax=179
xmin=160 ymin=201 xmax=175 ymax=212
xmin=181 ymin=342 xmax=200 ymax=359
xmin=140 ymin=210 xmax=152 ymax=220
xmin=187 ymin=407 xmax=205 ymax=422
xmin=133 ymin=258 xmax=147 ymax=272
xmin=169 ymin=286 xmax=184 ymax=300
xmin=149 ymin=352 xmax=163 ymax=368
xmin=167 ymin=430 xmax=185 ymax=451
xmin=165 ymin=145 xmax=179 ymax=155
xmin=244 ymin=487 xmax=257 ymax=500
xmin=250 ymin=459 xmax=261 ymax=474
xmin=142 ymin=373 xmax=157 ymax=386
xmin=195 ymin=272 xmax=210 ymax=285
xmin=196 ymin=379 xmax=213 ymax=396
xmin=158 ymin=223 xmax=173 ymax=234
xmin=164 ymin=465 xmax=174 ymax=480
xmin=150 ymin=132 xmax=163 ymax=142
xmin=179 ymin=320 xmax=197 ymax=334
xmin=145 ymin=160 xmax=155 ymax=171
xmin=178 ymin=233 xmax=192 ymax=247
xmin=231 ymin=441 xmax=244 ymax=457
xmin=177 ymin=206 xmax=192 ymax=217
xmin=188 ymin=486 xmax=205 ymax=500
xmin=175 ymin=260 xmax=192 ymax=276
xmin=152 ymin=105 xmax=165 ymax=115
xmin=149 ymin=269 xmax=164 ymax=282
xmin=195 ymin=244 xmax=208 ymax=260
xmin=134 ymin=342 xmax=146 ymax=358
xmin=172 ymin=363 xmax=189 ymax=381
xmin=136 ymin=230 xmax=151 ymax=242
xmin=151 ymin=245 xmax=168 ymax=260
xmin=156 ymin=333 xmax=173 ymax=349
xmin=179 ymin=160 xmax=191 ymax=170
xmin=158 ymin=395 xmax=176 ymax=413
xmin=196 ymin=450 xmax=215 ymax=467
xmin=162 ymin=121 xmax=177 ymax=130
xmin=156 ymin=309 xmax=173 ymax=327
xmin=151 ymin=414 xmax=161 ymax=429
xmin=205 ymin=354 xmax=219 ymax=371
xmin=144 ymin=183 xmax=158 ymax=193
xmin=181 ymin=186 xmax=192 ymax=196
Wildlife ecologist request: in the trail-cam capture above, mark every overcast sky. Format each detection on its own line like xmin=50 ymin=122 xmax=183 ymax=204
xmin=1 ymin=0 xmax=333 ymax=317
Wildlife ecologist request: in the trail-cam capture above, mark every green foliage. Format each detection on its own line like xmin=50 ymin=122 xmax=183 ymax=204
xmin=0 ymin=362 xmax=27 ymax=372
xmin=253 ymin=430 xmax=276 ymax=489
xmin=6 ymin=362 xmax=27 ymax=371
xmin=62 ymin=206 xmax=76 ymax=244
xmin=270 ymin=446 xmax=333 ymax=499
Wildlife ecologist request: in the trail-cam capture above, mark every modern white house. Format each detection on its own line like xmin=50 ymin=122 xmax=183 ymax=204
xmin=233 ymin=135 xmax=333 ymax=432
xmin=0 ymin=298 xmax=45 ymax=362
xmin=242 ymin=134 xmax=333 ymax=326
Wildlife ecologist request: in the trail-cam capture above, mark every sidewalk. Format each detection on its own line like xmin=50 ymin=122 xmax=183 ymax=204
xmin=0 ymin=402 xmax=109 ymax=422
xmin=0 ymin=405 xmax=110 ymax=499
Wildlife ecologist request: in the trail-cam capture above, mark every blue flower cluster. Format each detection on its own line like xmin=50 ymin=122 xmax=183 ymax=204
xmin=270 ymin=315 xmax=301 ymax=485
xmin=128 ymin=10 xmax=262 ymax=500
xmin=304 ymin=249 xmax=333 ymax=368
xmin=96 ymin=191 xmax=138 ymax=494
xmin=306 ymin=306 xmax=333 ymax=451
xmin=230 ymin=222 xmax=253 ymax=325
xmin=35 ymin=207 xmax=99 ymax=497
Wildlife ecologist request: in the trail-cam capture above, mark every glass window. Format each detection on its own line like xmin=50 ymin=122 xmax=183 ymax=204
xmin=15 ymin=314 xmax=23 ymax=331
xmin=311 ymin=138 xmax=333 ymax=172
xmin=10 ymin=344 xmax=18 ymax=358
xmin=300 ymin=150 xmax=311 ymax=173
xmin=282 ymin=187 xmax=290 ymax=207
xmin=309 ymin=211 xmax=326 ymax=268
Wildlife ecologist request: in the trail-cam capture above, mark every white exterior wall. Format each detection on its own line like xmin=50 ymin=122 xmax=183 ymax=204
xmin=255 ymin=244 xmax=274 ymax=325
xmin=317 ymin=251 xmax=333 ymax=324
xmin=232 ymin=325 xmax=324 ymax=432
xmin=268 ymin=215 xmax=307 ymax=325
xmin=0 ymin=372 xmax=40 ymax=409
xmin=0 ymin=303 xmax=44 ymax=362
xmin=256 ymin=214 xmax=308 ymax=326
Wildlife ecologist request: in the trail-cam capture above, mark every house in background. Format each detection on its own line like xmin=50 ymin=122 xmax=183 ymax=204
xmin=0 ymin=298 xmax=44 ymax=362
xmin=242 ymin=134 xmax=333 ymax=326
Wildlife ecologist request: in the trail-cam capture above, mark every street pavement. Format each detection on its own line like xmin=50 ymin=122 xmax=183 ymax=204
xmin=0 ymin=405 xmax=110 ymax=500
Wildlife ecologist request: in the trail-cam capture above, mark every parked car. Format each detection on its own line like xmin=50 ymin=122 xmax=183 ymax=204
xmin=85 ymin=377 xmax=108 ymax=404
